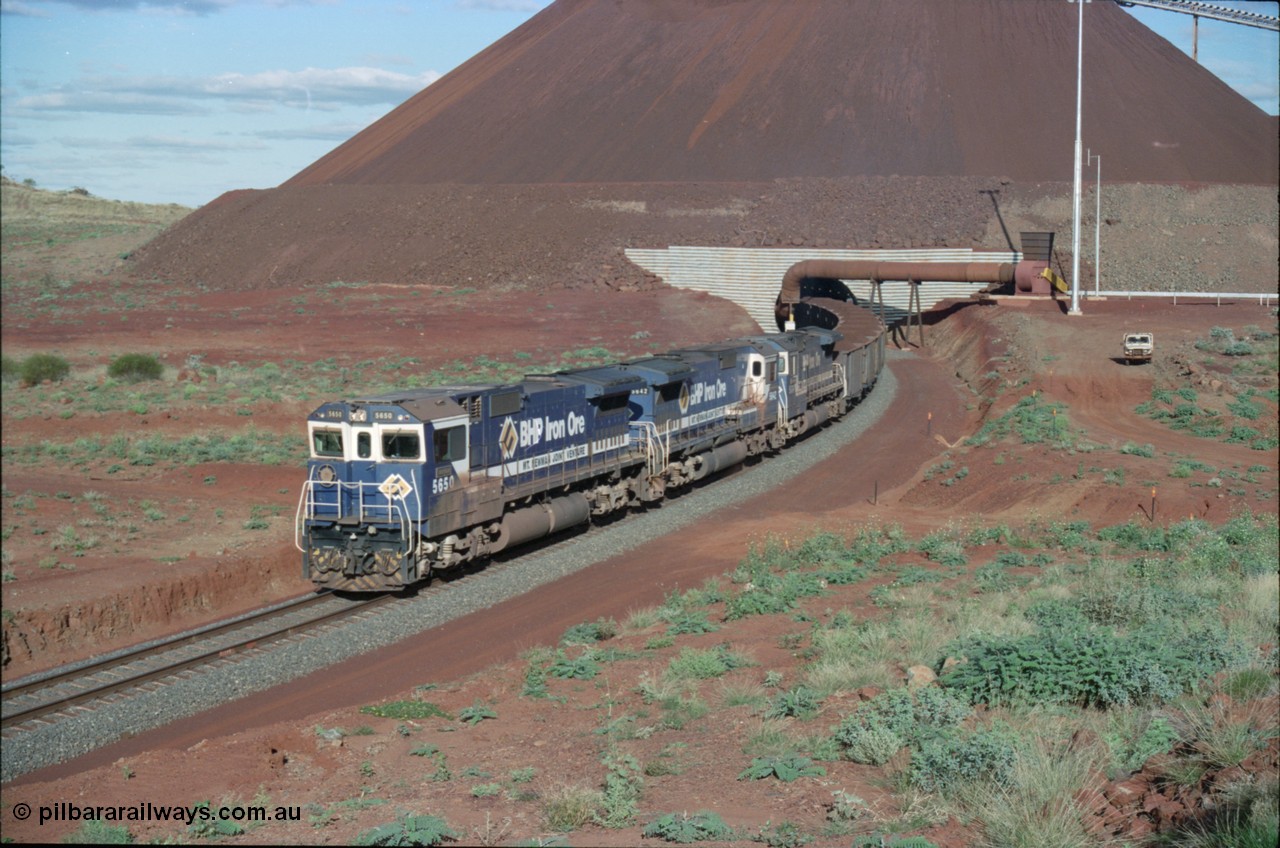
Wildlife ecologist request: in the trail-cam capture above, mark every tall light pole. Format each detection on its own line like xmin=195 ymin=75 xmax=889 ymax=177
xmin=1069 ymin=0 xmax=1087 ymax=316
xmin=1089 ymin=150 xmax=1101 ymax=296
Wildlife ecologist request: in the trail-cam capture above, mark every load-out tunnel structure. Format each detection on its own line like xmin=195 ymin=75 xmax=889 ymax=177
xmin=626 ymin=246 xmax=1029 ymax=332
xmin=776 ymin=258 xmax=1023 ymax=345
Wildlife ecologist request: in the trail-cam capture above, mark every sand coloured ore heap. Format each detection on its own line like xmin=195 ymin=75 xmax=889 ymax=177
xmin=288 ymin=0 xmax=1276 ymax=187
xmin=127 ymin=0 xmax=1277 ymax=293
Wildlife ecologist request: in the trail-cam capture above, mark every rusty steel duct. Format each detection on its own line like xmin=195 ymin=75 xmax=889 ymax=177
xmin=777 ymin=259 xmax=1016 ymax=311
xmin=775 ymin=258 xmax=1019 ymax=346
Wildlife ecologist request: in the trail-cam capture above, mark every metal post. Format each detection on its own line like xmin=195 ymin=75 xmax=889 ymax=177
xmin=1069 ymin=0 xmax=1086 ymax=316
xmin=1090 ymin=151 xmax=1101 ymax=296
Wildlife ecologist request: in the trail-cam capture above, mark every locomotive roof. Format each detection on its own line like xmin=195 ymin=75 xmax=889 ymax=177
xmin=617 ymin=356 xmax=694 ymax=383
xmin=349 ymin=385 xmax=502 ymax=404
xmin=550 ymin=365 xmax=648 ymax=398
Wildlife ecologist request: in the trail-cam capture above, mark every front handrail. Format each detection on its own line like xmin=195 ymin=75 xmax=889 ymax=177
xmin=295 ymin=472 xmax=422 ymax=553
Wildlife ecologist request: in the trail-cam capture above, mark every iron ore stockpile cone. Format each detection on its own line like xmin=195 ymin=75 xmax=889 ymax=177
xmin=129 ymin=0 xmax=1276 ymax=292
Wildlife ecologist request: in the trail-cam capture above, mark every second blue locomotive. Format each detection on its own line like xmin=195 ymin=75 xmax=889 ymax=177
xmin=296 ymin=327 xmax=883 ymax=591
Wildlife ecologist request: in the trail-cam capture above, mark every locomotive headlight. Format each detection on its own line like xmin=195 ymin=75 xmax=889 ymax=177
xmin=368 ymin=526 xmax=377 ymax=535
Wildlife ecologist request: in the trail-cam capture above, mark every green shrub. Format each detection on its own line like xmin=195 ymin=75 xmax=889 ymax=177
xmin=892 ymin=566 xmax=946 ymax=586
xmin=846 ymin=525 xmax=912 ymax=564
xmin=916 ymin=532 xmax=968 ymax=567
xmin=107 ymin=352 xmax=164 ymax=383
xmin=0 ymin=354 xmax=19 ymax=384
xmin=457 ymin=701 xmax=496 ymax=726
xmin=63 ymin=819 xmax=135 ymax=844
xmin=852 ymin=836 xmax=940 ymax=848
xmin=765 ymin=686 xmax=823 ymax=719
xmin=794 ymin=531 xmax=850 ymax=565
xmin=560 ymin=618 xmax=617 ymax=645
xmin=643 ymin=811 xmax=735 ymax=843
xmin=1228 ymin=396 xmax=1263 ymax=420
xmin=666 ymin=645 xmax=752 ymax=680
xmin=663 ymin=609 xmax=719 ymax=636
xmin=20 ymin=352 xmax=70 ymax=385
xmin=941 ymin=623 xmax=1247 ymax=709
xmin=839 ymin=725 xmax=904 ymax=765
xmin=738 ymin=755 xmax=826 ymax=782
xmin=548 ymin=649 xmax=600 ymax=680
xmin=187 ymin=801 xmax=243 ymax=837
xmin=908 ymin=727 xmax=1017 ymax=793
xmin=723 ymin=570 xmax=826 ymax=620
xmin=831 ymin=688 xmax=971 ymax=764
xmin=354 ymin=813 xmax=457 ymax=846
xmin=1104 ymin=712 xmax=1179 ymax=774
xmin=360 ymin=701 xmax=452 ymax=720
xmin=596 ymin=751 xmax=644 ymax=829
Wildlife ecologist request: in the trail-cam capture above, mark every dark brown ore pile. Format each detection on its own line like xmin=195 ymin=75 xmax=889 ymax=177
xmin=128 ymin=0 xmax=1277 ymax=294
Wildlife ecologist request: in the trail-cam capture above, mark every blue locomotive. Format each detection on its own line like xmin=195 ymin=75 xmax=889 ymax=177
xmin=296 ymin=326 xmax=884 ymax=591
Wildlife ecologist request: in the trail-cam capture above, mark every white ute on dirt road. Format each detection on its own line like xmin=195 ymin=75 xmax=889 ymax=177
xmin=1122 ymin=332 xmax=1154 ymax=364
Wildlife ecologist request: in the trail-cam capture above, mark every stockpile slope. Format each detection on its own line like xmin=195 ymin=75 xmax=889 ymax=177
xmin=127 ymin=0 xmax=1278 ymax=293
xmin=288 ymin=0 xmax=1277 ymax=186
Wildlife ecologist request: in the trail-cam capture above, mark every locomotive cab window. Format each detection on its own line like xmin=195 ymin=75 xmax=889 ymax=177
xmin=382 ymin=430 xmax=421 ymax=461
xmin=311 ymin=429 xmax=343 ymax=458
xmin=751 ymin=361 xmax=763 ymax=378
xmin=433 ymin=425 xmax=466 ymax=464
xmin=356 ymin=431 xmax=372 ymax=460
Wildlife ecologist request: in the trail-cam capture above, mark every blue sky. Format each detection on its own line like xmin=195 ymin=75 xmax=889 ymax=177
xmin=2 ymin=0 xmax=1276 ymax=208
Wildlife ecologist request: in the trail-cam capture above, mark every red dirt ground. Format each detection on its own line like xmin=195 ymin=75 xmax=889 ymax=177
xmin=1 ymin=0 xmax=1276 ymax=836
xmin=3 ymin=291 xmax=1275 ymax=847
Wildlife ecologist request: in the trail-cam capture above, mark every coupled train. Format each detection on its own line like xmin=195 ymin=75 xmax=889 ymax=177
xmin=296 ymin=323 xmax=885 ymax=592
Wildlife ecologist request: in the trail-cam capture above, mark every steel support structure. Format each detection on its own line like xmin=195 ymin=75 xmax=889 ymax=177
xmin=1115 ymin=0 xmax=1279 ymax=32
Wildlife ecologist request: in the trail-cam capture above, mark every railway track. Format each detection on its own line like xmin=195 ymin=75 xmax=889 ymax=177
xmin=1 ymin=366 xmax=899 ymax=781
xmin=0 ymin=518 xmax=641 ymax=745
xmin=0 ymin=591 xmax=393 ymax=736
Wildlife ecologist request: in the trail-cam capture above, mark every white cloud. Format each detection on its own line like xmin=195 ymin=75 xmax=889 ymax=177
xmin=16 ymin=90 xmax=210 ymax=115
xmin=258 ymin=121 xmax=366 ymax=141
xmin=457 ymin=0 xmax=548 ymax=12
xmin=204 ymin=67 xmax=441 ymax=105
xmin=1 ymin=0 xmax=332 ymax=16
xmin=0 ymin=0 xmax=54 ymax=17
xmin=10 ymin=67 xmax=440 ymax=118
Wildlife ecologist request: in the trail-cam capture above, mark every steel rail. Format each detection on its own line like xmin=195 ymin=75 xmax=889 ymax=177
xmin=0 ymin=592 xmax=390 ymax=731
